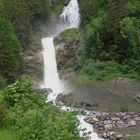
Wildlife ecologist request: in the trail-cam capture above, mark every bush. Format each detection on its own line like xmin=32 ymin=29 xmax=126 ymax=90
xmin=0 ymin=17 xmax=21 ymax=83
xmin=0 ymin=80 xmax=82 ymax=140
xmin=77 ymin=59 xmax=139 ymax=82
xmin=80 ymin=60 xmax=121 ymax=81
xmin=3 ymin=79 xmax=32 ymax=107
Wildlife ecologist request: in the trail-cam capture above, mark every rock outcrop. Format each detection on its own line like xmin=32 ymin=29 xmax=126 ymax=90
xmin=54 ymin=28 xmax=83 ymax=75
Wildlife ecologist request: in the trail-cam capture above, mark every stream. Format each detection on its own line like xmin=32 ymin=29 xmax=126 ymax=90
xmin=40 ymin=0 xmax=104 ymax=139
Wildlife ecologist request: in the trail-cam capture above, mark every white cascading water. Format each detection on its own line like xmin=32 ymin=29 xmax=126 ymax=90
xmin=41 ymin=0 xmax=104 ymax=139
xmin=41 ymin=38 xmax=63 ymax=102
xmin=60 ymin=0 xmax=80 ymax=29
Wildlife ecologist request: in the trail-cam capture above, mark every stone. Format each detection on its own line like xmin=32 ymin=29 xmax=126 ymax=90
xmin=128 ymin=120 xmax=137 ymax=126
xmin=137 ymin=95 xmax=140 ymax=100
xmin=117 ymin=121 xmax=125 ymax=125
xmin=102 ymin=132 xmax=107 ymax=139
xmin=98 ymin=127 xmax=104 ymax=131
xmin=111 ymin=117 xmax=120 ymax=121
xmin=104 ymin=124 xmax=114 ymax=130
xmin=104 ymin=120 xmax=112 ymax=125
xmin=134 ymin=117 xmax=140 ymax=121
xmin=134 ymin=95 xmax=140 ymax=102
xmin=92 ymin=116 xmax=99 ymax=122
xmin=116 ymin=134 xmax=123 ymax=139
xmin=123 ymin=115 xmax=131 ymax=120
xmin=108 ymin=131 xmax=114 ymax=136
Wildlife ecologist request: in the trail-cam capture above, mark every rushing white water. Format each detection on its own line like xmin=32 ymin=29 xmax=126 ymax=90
xmin=60 ymin=0 xmax=80 ymax=29
xmin=41 ymin=0 xmax=103 ymax=140
xmin=78 ymin=115 xmax=104 ymax=140
xmin=40 ymin=38 xmax=63 ymax=102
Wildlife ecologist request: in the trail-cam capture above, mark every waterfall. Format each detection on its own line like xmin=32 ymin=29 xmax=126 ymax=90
xmin=40 ymin=0 xmax=104 ymax=139
xmin=40 ymin=0 xmax=81 ymax=101
xmin=40 ymin=38 xmax=62 ymax=102
xmin=60 ymin=0 xmax=80 ymax=29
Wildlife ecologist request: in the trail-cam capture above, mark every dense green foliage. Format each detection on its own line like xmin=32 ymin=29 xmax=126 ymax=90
xmin=0 ymin=79 xmax=82 ymax=140
xmin=0 ymin=0 xmax=50 ymax=87
xmin=0 ymin=0 xmax=49 ymax=46
xmin=0 ymin=17 xmax=21 ymax=84
xmin=77 ymin=0 xmax=140 ymax=81
xmin=74 ymin=60 xmax=139 ymax=85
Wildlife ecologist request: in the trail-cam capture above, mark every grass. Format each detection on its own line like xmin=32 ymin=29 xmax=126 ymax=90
xmin=91 ymin=103 xmax=140 ymax=112
xmin=72 ymin=74 xmax=95 ymax=85
xmin=0 ymin=129 xmax=22 ymax=140
xmin=126 ymin=134 xmax=140 ymax=140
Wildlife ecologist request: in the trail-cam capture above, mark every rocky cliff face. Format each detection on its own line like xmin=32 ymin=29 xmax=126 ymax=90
xmin=54 ymin=29 xmax=83 ymax=75
xmin=22 ymin=30 xmax=43 ymax=86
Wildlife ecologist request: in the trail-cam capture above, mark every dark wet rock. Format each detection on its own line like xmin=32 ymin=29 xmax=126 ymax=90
xmin=55 ymin=93 xmax=95 ymax=109
xmin=56 ymin=93 xmax=74 ymax=106
xmin=134 ymin=95 xmax=140 ymax=102
xmin=65 ymin=0 xmax=70 ymax=6
xmin=47 ymin=88 xmax=53 ymax=93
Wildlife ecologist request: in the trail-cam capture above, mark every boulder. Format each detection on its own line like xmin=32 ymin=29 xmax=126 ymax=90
xmin=104 ymin=120 xmax=113 ymax=125
xmin=104 ymin=124 xmax=114 ymax=130
xmin=116 ymin=134 xmax=123 ymax=139
xmin=92 ymin=116 xmax=99 ymax=122
xmin=128 ymin=120 xmax=137 ymax=126
xmin=111 ymin=117 xmax=120 ymax=121
xmin=134 ymin=117 xmax=140 ymax=121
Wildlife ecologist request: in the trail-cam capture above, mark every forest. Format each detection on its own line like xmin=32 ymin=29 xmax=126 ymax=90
xmin=0 ymin=0 xmax=140 ymax=140
xmin=76 ymin=0 xmax=140 ymax=82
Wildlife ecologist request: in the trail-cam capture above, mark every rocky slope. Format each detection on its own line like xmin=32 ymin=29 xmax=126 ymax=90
xmin=22 ymin=31 xmax=43 ymax=83
xmin=54 ymin=28 xmax=83 ymax=76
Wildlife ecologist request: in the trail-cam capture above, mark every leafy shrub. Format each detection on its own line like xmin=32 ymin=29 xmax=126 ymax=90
xmin=0 ymin=17 xmax=21 ymax=83
xmin=78 ymin=59 xmax=139 ymax=82
xmin=0 ymin=80 xmax=82 ymax=140
xmin=3 ymin=79 xmax=32 ymax=107
xmin=80 ymin=60 xmax=121 ymax=81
